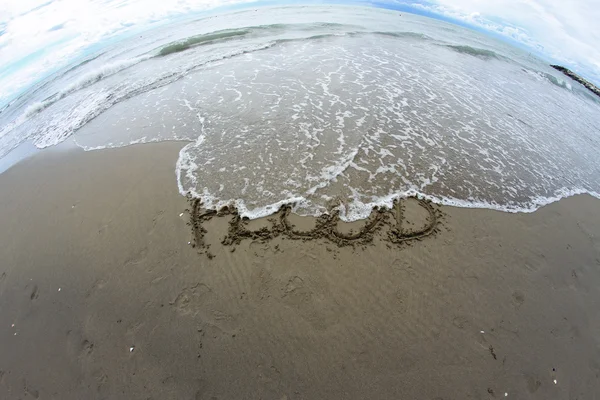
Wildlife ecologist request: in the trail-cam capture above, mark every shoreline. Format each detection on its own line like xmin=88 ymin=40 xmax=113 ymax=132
xmin=4 ymin=139 xmax=600 ymax=222
xmin=1 ymin=141 xmax=600 ymax=398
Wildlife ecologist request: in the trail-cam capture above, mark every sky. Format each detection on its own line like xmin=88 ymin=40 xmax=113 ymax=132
xmin=1 ymin=0 xmax=599 ymax=106
xmin=404 ymin=0 xmax=600 ymax=79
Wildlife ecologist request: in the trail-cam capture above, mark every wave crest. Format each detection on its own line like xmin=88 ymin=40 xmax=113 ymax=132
xmin=158 ymin=29 xmax=250 ymax=56
xmin=372 ymin=31 xmax=432 ymax=40
xmin=21 ymin=56 xmax=151 ymax=121
xmin=445 ymin=45 xmax=501 ymax=59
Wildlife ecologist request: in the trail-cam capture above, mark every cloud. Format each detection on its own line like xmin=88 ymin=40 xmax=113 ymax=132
xmin=0 ymin=0 xmax=261 ymax=104
xmin=1 ymin=0 xmax=599 ymax=104
xmin=408 ymin=0 xmax=600 ymax=83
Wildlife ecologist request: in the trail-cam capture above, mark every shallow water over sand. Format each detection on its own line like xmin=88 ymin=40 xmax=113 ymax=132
xmin=1 ymin=6 xmax=599 ymax=219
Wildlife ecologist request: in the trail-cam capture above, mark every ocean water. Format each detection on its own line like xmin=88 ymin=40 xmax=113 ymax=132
xmin=1 ymin=6 xmax=599 ymax=220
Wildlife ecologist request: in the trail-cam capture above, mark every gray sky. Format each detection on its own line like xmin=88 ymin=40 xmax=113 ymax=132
xmin=1 ymin=0 xmax=599 ymax=104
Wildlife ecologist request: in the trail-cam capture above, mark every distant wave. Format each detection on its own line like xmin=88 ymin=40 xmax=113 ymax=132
xmin=2 ymin=23 xmax=506 ymax=143
xmin=22 ymin=56 xmax=151 ymax=118
xmin=64 ymin=56 xmax=152 ymax=92
xmin=526 ymin=69 xmax=600 ymax=103
xmin=521 ymin=68 xmax=578 ymax=93
xmin=371 ymin=31 xmax=432 ymax=40
xmin=271 ymin=31 xmax=432 ymax=50
xmin=158 ymin=29 xmax=250 ymax=56
xmin=156 ymin=23 xmax=435 ymax=58
xmin=155 ymin=23 xmax=354 ymax=57
xmin=0 ymin=40 xmax=280 ymax=159
xmin=536 ymin=71 xmax=600 ymax=104
xmin=58 ymin=53 xmax=104 ymax=78
xmin=444 ymin=45 xmax=502 ymax=60
xmin=541 ymin=72 xmax=572 ymax=90
xmin=3 ymin=22 xmax=529 ymax=158
xmin=17 ymin=53 xmax=105 ymax=106
xmin=2 ymin=22 xmax=514 ymax=138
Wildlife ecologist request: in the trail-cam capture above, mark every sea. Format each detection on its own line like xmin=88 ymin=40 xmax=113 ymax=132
xmin=1 ymin=5 xmax=599 ymax=220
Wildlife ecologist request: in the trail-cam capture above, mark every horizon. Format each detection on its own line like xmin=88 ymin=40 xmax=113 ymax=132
xmin=1 ymin=0 xmax=599 ymax=108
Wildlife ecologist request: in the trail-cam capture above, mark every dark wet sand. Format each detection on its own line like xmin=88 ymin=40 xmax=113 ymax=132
xmin=0 ymin=142 xmax=599 ymax=399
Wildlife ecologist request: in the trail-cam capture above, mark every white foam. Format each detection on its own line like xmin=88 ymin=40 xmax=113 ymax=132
xmin=177 ymin=185 xmax=600 ymax=223
xmin=171 ymin=29 xmax=600 ymax=222
xmin=5 ymin=9 xmax=600 ymax=225
xmin=176 ymin=135 xmax=206 ymax=198
xmin=17 ymin=56 xmax=152 ymax=125
xmin=64 ymin=56 xmax=152 ymax=95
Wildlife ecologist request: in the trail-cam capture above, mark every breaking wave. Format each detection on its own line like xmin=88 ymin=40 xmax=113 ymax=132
xmin=372 ymin=31 xmax=432 ymax=40
xmin=158 ymin=29 xmax=250 ymax=56
xmin=445 ymin=45 xmax=502 ymax=59
xmin=21 ymin=56 xmax=151 ymax=119
xmin=3 ymin=6 xmax=600 ymax=223
xmin=6 ymin=25 xmax=442 ymax=131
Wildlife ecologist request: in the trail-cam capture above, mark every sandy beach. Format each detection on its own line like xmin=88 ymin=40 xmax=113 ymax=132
xmin=1 ymin=141 xmax=599 ymax=399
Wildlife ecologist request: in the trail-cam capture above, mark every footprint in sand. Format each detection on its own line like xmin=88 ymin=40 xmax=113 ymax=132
xmin=511 ymin=290 xmax=525 ymax=309
xmin=249 ymin=241 xmax=270 ymax=257
xmin=85 ymin=278 xmax=107 ymax=299
xmin=148 ymin=209 xmax=165 ymax=235
xmin=23 ymin=379 xmax=39 ymax=399
xmin=251 ymin=265 xmax=273 ymax=301
xmin=589 ymin=358 xmax=600 ymax=379
xmin=170 ymin=283 xmax=213 ymax=315
xmin=279 ymin=274 xmax=339 ymax=330
xmin=281 ymin=276 xmax=312 ymax=307
xmin=393 ymin=288 xmax=409 ymax=314
xmin=389 ymin=259 xmax=416 ymax=277
xmin=123 ymin=246 xmax=149 ymax=267
xmin=525 ymin=375 xmax=542 ymax=393
xmin=66 ymin=330 xmax=95 ymax=361
xmin=170 ymin=283 xmax=237 ymax=332
xmin=93 ymin=369 xmax=109 ymax=393
xmin=452 ymin=315 xmax=470 ymax=330
xmin=81 ymin=340 xmax=95 ymax=357
xmin=283 ymin=276 xmax=306 ymax=296
xmin=29 ymin=284 xmax=39 ymax=300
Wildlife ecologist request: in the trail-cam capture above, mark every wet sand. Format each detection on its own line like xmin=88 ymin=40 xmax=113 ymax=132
xmin=0 ymin=142 xmax=599 ymax=399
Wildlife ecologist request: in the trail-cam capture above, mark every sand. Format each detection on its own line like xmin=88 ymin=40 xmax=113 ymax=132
xmin=0 ymin=141 xmax=599 ymax=399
